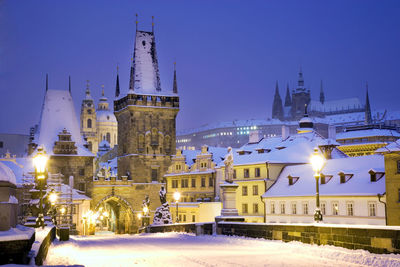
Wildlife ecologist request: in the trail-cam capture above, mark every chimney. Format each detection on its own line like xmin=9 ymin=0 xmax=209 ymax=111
xmin=282 ymin=125 xmax=290 ymax=140
xmin=328 ymin=125 xmax=336 ymax=140
xmin=249 ymin=130 xmax=261 ymax=143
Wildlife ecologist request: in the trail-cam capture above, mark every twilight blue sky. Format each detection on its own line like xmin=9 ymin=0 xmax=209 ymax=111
xmin=1 ymin=0 xmax=399 ymax=134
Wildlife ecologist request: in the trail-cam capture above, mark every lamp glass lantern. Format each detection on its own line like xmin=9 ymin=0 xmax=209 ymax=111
xmin=173 ymin=191 xmax=181 ymax=223
xmin=310 ymin=148 xmax=326 ymax=222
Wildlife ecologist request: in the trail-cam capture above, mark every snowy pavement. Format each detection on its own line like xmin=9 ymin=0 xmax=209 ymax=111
xmin=45 ymin=232 xmax=400 ymax=267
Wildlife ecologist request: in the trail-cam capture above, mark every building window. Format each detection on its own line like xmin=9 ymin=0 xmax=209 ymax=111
xmin=0 ymin=141 xmax=3 ymax=148
xmin=191 ymin=178 xmax=196 ymax=188
xmin=87 ymin=118 xmax=92 ymax=128
xmin=303 ymin=203 xmax=308 ymax=215
xmin=106 ymin=132 xmax=111 ymax=143
xmin=252 ymin=185 xmax=258 ymax=195
xmin=244 ymin=169 xmax=250 ymax=178
xmin=291 ymin=202 xmax=297 ymax=214
xmin=79 ymin=168 xmax=85 ymax=176
xmin=332 ymin=202 xmax=339 ymax=215
xmin=242 ymin=186 xmax=248 ymax=196
xmin=192 ymin=215 xmax=196 ymax=222
xmin=347 ymin=202 xmax=354 ymax=216
xmin=151 ymin=169 xmax=158 ymax=181
xmin=79 ymin=183 xmax=86 ymax=192
xmin=172 ymin=180 xmax=178 ymax=188
xmin=87 ymin=109 xmax=92 ymax=114
xmin=242 ymin=203 xmax=248 ymax=214
xmin=201 ymin=177 xmax=206 ymax=187
xmin=233 ymin=170 xmax=236 ymax=179
xmin=179 ymin=214 xmax=182 ymax=222
xmin=209 ymin=177 xmax=214 ymax=187
xmin=176 ymin=164 xmax=181 ymax=170
xmin=253 ymin=203 xmax=259 ymax=214
xmin=321 ymin=202 xmax=326 ymax=215
xmin=255 ymin=168 xmax=261 ymax=177
xmin=183 ymin=214 xmax=186 ymax=222
xmin=397 ymin=161 xmax=400 ymax=173
xmin=182 ymin=179 xmax=189 ymax=188
xmin=271 ymin=202 xmax=275 ymax=214
xmin=368 ymin=202 xmax=376 ymax=217
xmin=280 ymin=203 xmax=285 ymax=214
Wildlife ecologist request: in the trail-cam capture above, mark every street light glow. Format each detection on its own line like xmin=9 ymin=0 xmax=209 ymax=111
xmin=173 ymin=191 xmax=181 ymax=202
xmin=49 ymin=192 xmax=58 ymax=205
xmin=143 ymin=206 xmax=149 ymax=214
xmin=60 ymin=207 xmax=66 ymax=215
xmin=33 ymin=147 xmax=48 ymax=179
xmin=310 ymin=148 xmax=325 ymax=174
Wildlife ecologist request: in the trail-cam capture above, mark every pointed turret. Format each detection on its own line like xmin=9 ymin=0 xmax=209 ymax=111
xmin=85 ymin=80 xmax=92 ymax=100
xmin=69 ymin=76 xmax=72 ymax=94
xmin=115 ymin=65 xmax=120 ymax=98
xmin=173 ymin=62 xmax=178 ymax=94
xmin=272 ymin=81 xmax=284 ymax=120
xmin=320 ymin=80 xmax=325 ymax=104
xmin=365 ymin=82 xmax=372 ymax=125
xmin=284 ymin=83 xmax=291 ymax=107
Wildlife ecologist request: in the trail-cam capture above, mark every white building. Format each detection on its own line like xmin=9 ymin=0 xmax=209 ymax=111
xmin=262 ymin=155 xmax=386 ymax=225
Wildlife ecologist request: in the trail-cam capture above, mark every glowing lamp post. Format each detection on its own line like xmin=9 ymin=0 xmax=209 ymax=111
xmin=49 ymin=191 xmax=58 ymax=225
xmin=173 ymin=191 xmax=181 ymax=223
xmin=33 ymin=146 xmax=48 ymax=228
xmin=142 ymin=206 xmax=150 ymax=226
xmin=310 ymin=148 xmax=325 ymax=222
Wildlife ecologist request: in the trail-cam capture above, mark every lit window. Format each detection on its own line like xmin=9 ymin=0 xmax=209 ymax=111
xmin=244 ymin=169 xmax=250 ymax=178
xmin=332 ymin=202 xmax=339 ymax=215
xmin=255 ymin=168 xmax=261 ymax=177
xmin=172 ymin=180 xmax=178 ymax=188
xmin=182 ymin=179 xmax=189 ymax=188
xmin=252 ymin=185 xmax=258 ymax=195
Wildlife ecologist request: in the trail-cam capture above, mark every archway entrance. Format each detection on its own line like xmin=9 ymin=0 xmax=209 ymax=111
xmin=95 ymin=195 xmax=136 ymax=234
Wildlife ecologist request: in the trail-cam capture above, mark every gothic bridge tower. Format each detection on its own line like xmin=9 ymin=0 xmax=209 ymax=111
xmin=114 ymin=16 xmax=179 ymax=183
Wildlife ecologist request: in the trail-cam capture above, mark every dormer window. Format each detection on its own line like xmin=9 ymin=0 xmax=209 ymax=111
xmin=320 ymin=174 xmax=333 ymax=185
xmin=338 ymin=172 xmax=353 ymax=184
xmin=276 ymin=146 xmax=286 ymax=150
xmin=368 ymin=169 xmax=384 ymax=182
xmin=287 ymin=175 xmax=299 ymax=185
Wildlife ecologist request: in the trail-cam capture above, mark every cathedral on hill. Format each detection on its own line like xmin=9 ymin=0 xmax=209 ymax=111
xmin=80 ymin=83 xmax=118 ymax=154
xmin=272 ymin=69 xmax=370 ymax=123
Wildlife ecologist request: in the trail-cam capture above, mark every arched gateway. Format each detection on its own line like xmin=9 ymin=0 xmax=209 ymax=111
xmin=94 ymin=195 xmax=137 ymax=234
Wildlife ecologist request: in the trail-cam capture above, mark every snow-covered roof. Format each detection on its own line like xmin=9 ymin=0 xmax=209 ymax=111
xmin=49 ymin=183 xmax=91 ymax=201
xmin=0 ymin=161 xmax=16 ymax=185
xmin=36 ymin=90 xmax=93 ymax=157
xmin=376 ymin=141 xmax=400 ymax=153
xmin=309 ymin=98 xmax=363 ymax=113
xmin=337 ymin=129 xmax=400 ymax=139
xmin=263 ymin=155 xmax=385 ymax=198
xmin=97 ymin=110 xmax=117 ymax=123
xmin=180 ymin=146 xmax=228 ymax=167
xmin=0 ymin=158 xmax=34 ymax=184
xmin=228 ymin=131 xmax=346 ymax=166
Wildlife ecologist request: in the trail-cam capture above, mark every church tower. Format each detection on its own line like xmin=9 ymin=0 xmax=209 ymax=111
xmin=114 ymin=16 xmax=179 ymax=183
xmin=272 ymin=81 xmax=283 ymax=120
xmin=291 ymin=68 xmax=311 ymax=120
xmin=96 ymin=85 xmax=118 ymax=150
xmin=80 ymin=81 xmax=97 ymax=152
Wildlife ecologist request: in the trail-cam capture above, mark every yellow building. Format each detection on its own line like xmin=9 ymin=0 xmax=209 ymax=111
xmin=377 ymin=142 xmax=400 ymax=225
xmin=336 ymin=127 xmax=400 ymax=157
xmin=164 ymin=145 xmax=225 ymax=222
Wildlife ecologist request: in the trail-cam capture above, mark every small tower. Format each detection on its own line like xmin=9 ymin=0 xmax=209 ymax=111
xmin=320 ymin=80 xmax=325 ymax=104
xmin=272 ymin=81 xmax=283 ymax=120
xmin=365 ymin=82 xmax=372 ymax=125
xmin=291 ymin=68 xmax=311 ymax=120
xmin=297 ymin=104 xmax=314 ymax=134
xmin=284 ymin=83 xmax=292 ymax=107
xmin=96 ymin=85 xmax=118 ymax=149
xmin=80 ymin=80 xmax=97 ymax=152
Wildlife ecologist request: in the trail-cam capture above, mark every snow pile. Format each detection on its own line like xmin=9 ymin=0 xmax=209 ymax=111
xmin=0 ymin=225 xmax=34 ymax=242
xmin=0 ymin=161 xmax=17 ymax=185
xmin=44 ymin=232 xmax=400 ymax=267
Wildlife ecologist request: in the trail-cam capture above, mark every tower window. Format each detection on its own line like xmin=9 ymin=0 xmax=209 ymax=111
xmin=151 ymin=169 xmax=158 ymax=181
xmin=87 ymin=109 xmax=92 ymax=114
xmin=87 ymin=119 xmax=92 ymax=128
xmin=106 ymin=133 xmax=111 ymax=143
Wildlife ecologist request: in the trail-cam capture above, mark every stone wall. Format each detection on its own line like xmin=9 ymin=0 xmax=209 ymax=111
xmin=218 ymin=222 xmax=400 ymax=254
xmin=35 ymin=226 xmax=56 ymax=265
xmin=0 ymin=231 xmax=35 ymax=264
xmin=145 ymin=222 xmax=214 ymax=235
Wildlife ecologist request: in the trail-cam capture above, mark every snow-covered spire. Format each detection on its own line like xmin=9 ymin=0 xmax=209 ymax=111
xmin=284 ymin=83 xmax=291 ymax=107
xmin=272 ymin=81 xmax=283 ymax=120
xmin=365 ymin=82 xmax=372 ymax=125
xmin=173 ymin=62 xmax=178 ymax=94
xmin=115 ymin=65 xmax=120 ymax=98
xmin=320 ymin=80 xmax=325 ymax=104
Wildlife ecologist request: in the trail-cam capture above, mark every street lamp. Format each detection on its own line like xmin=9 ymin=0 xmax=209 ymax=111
xmin=49 ymin=190 xmax=58 ymax=225
xmin=310 ymin=148 xmax=325 ymax=223
xmin=142 ymin=206 xmax=150 ymax=226
xmin=33 ymin=146 xmax=48 ymax=228
xmin=173 ymin=191 xmax=181 ymax=223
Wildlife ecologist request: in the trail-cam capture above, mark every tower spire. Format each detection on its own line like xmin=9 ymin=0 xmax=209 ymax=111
xmin=69 ymin=75 xmax=71 ymax=94
xmin=136 ymin=13 xmax=138 ymax=31
xmin=152 ymin=16 xmax=154 ymax=33
xmin=284 ymin=83 xmax=291 ymax=107
xmin=298 ymin=66 xmax=304 ymax=87
xmin=173 ymin=62 xmax=178 ymax=94
xmin=85 ymin=80 xmax=91 ymax=98
xmin=115 ymin=65 xmax=120 ymax=98
xmin=272 ymin=81 xmax=283 ymax=120
xmin=46 ymin=73 xmax=48 ymax=91
xmin=365 ymin=82 xmax=372 ymax=125
xmin=101 ymin=84 xmax=105 ymax=97
xmin=320 ymin=80 xmax=325 ymax=104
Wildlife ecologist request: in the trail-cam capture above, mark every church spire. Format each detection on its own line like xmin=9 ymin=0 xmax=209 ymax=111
xmin=298 ymin=67 xmax=304 ymax=87
xmin=173 ymin=62 xmax=178 ymax=94
xmin=136 ymin=13 xmax=138 ymax=32
xmin=46 ymin=73 xmax=48 ymax=91
xmin=272 ymin=81 xmax=283 ymax=120
xmin=69 ymin=76 xmax=71 ymax=94
xmin=365 ymin=82 xmax=372 ymax=125
xmin=152 ymin=16 xmax=154 ymax=33
xmin=320 ymin=80 xmax=325 ymax=104
xmin=85 ymin=80 xmax=91 ymax=99
xmin=284 ymin=83 xmax=291 ymax=107
xmin=115 ymin=65 xmax=120 ymax=98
